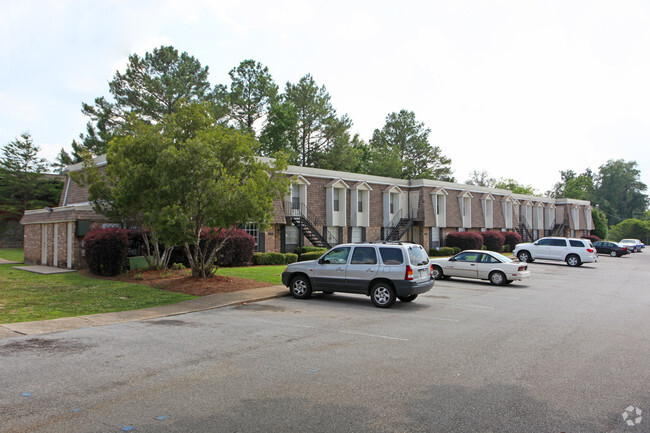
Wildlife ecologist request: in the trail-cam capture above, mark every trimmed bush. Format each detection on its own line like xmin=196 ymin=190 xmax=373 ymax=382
xmin=251 ymin=252 xmax=287 ymax=265
xmin=298 ymin=251 xmax=326 ymax=261
xmin=294 ymin=246 xmax=327 ymax=255
xmin=581 ymin=234 xmax=600 ymax=243
xmin=481 ymin=231 xmax=506 ymax=252
xmin=445 ymin=231 xmax=483 ymax=251
xmin=429 ymin=247 xmax=456 ymax=256
xmin=429 ymin=248 xmax=444 ymax=256
xmin=502 ymin=231 xmax=522 ymax=252
xmin=84 ymin=228 xmax=129 ymax=276
xmin=452 ymin=247 xmax=461 ymax=254
xmin=284 ymin=253 xmax=298 ymax=264
xmin=502 ymin=244 xmax=511 ymax=253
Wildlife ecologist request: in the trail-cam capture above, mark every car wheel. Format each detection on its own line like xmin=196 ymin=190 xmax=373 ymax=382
xmin=517 ymin=251 xmax=531 ymax=263
xmin=398 ymin=294 xmax=418 ymax=302
xmin=289 ymin=276 xmax=312 ymax=299
xmin=489 ymin=271 xmax=507 ymax=286
xmin=610 ymin=251 xmax=617 ymax=257
xmin=566 ymin=254 xmax=581 ymax=267
xmin=432 ymin=265 xmax=444 ymax=280
xmin=370 ymin=282 xmax=396 ymax=308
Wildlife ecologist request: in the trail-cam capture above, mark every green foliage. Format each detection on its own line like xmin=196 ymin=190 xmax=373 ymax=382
xmin=70 ymin=45 xmax=218 ymax=162
xmin=430 ymin=247 xmax=456 ymax=256
xmin=0 ymin=133 xmax=62 ymax=221
xmin=592 ymin=208 xmax=608 ymax=239
xmin=608 ymin=219 xmax=650 ymax=244
xmin=284 ymin=253 xmax=298 ymax=264
xmin=452 ymin=247 xmax=461 ymax=254
xmin=251 ymin=252 xmax=287 ymax=265
xmin=549 ymin=169 xmax=594 ymax=200
xmin=259 ymin=99 xmax=300 ymax=162
xmin=493 ymin=178 xmax=537 ymax=195
xmin=228 ymin=59 xmax=278 ymax=134
xmin=298 ymin=251 xmax=326 ymax=261
xmin=0 ymin=263 xmax=193 ymax=324
xmin=367 ymin=110 xmax=454 ymax=181
xmin=293 ymin=246 xmax=328 ymax=255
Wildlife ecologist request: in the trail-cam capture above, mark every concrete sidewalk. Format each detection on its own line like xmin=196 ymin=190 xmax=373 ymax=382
xmin=0 ymin=285 xmax=289 ymax=340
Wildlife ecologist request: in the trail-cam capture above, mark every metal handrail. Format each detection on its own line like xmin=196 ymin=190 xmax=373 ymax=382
xmin=283 ymin=201 xmax=338 ymax=246
xmin=386 ymin=209 xmax=402 ymax=228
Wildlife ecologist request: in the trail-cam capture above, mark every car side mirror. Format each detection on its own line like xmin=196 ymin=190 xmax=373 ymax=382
xmin=533 ymin=242 xmax=539 ymax=245
xmin=449 ymin=257 xmax=456 ymax=262
xmin=318 ymin=258 xmax=325 ymax=264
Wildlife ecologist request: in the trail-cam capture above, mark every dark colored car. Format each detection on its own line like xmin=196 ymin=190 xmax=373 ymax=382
xmin=593 ymin=241 xmax=629 ymax=257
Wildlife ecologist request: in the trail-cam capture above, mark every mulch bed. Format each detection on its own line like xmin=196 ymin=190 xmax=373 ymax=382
xmin=80 ymin=268 xmax=272 ymax=296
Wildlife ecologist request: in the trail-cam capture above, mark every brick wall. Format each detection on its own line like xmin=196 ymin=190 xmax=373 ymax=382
xmin=23 ymin=224 xmax=41 ymax=264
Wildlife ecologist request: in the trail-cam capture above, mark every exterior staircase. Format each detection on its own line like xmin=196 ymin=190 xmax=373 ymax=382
xmin=285 ymin=201 xmax=334 ymax=249
xmin=383 ymin=218 xmax=413 ymax=241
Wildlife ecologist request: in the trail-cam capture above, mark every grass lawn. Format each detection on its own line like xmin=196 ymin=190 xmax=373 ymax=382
xmin=0 ymin=248 xmax=24 ymax=262
xmin=0 ymin=262 xmax=195 ymax=324
xmin=215 ymin=265 xmax=285 ymax=285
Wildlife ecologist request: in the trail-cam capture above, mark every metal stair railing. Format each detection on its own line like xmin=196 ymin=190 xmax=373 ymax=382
xmin=284 ymin=201 xmax=335 ymax=248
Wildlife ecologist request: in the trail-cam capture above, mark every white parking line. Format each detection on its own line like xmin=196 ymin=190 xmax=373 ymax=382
xmin=252 ymin=318 xmax=410 ymax=341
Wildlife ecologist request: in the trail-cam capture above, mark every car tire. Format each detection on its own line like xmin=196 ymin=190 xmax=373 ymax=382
xmin=370 ymin=282 xmax=396 ymax=308
xmin=489 ymin=271 xmax=507 ymax=286
xmin=610 ymin=251 xmax=617 ymax=257
xmin=289 ymin=275 xmax=312 ymax=299
xmin=517 ymin=251 xmax=532 ymax=263
xmin=432 ymin=265 xmax=444 ymax=280
xmin=398 ymin=294 xmax=418 ymax=302
xmin=566 ymin=254 xmax=581 ymax=267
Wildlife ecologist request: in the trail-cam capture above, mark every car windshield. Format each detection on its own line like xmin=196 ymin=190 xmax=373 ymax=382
xmin=488 ymin=252 xmax=512 ymax=263
xmin=407 ymin=245 xmax=430 ymax=266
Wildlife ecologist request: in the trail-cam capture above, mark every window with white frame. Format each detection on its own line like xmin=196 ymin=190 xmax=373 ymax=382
xmin=333 ymin=188 xmax=340 ymax=212
xmin=358 ymin=191 xmax=363 ymax=212
xmin=242 ymin=223 xmax=260 ymax=251
xmin=432 ymin=190 xmax=447 ymax=227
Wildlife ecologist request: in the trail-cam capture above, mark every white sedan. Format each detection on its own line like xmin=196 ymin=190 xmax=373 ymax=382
xmin=430 ymin=250 xmax=530 ymax=285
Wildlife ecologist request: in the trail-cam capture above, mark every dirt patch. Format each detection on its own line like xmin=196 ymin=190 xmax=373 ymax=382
xmin=80 ymin=268 xmax=273 ymax=296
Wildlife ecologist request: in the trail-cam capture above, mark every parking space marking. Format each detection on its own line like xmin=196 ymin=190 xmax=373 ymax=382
xmin=252 ymin=318 xmax=410 ymax=341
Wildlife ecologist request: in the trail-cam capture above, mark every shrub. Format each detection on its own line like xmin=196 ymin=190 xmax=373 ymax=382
xmin=251 ymin=252 xmax=287 ymax=265
xmin=84 ymin=228 xmax=129 ymax=276
xmin=429 ymin=248 xmax=444 ymax=256
xmin=445 ymin=231 xmax=483 ymax=251
xmin=440 ymin=247 xmax=456 ymax=256
xmin=452 ymin=247 xmax=461 ymax=254
xmin=481 ymin=231 xmax=506 ymax=252
xmin=581 ymin=234 xmax=600 ymax=243
xmin=284 ymin=253 xmax=298 ymax=264
xmin=294 ymin=246 xmax=327 ymax=255
xmin=170 ymin=228 xmax=255 ymax=268
xmin=502 ymin=244 xmax=511 ymax=253
xmin=502 ymin=231 xmax=522 ymax=252
xmin=298 ymin=251 xmax=326 ymax=261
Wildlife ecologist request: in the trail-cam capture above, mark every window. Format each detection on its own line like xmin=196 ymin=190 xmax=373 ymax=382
xmin=351 ymin=247 xmax=377 ymax=264
xmin=333 ymin=188 xmax=340 ymax=212
xmin=550 ymin=239 xmax=567 ymax=247
xmin=243 ymin=223 xmax=259 ymax=251
xmin=285 ymin=225 xmax=299 ymax=244
xmin=569 ymin=239 xmax=586 ymax=248
xmin=455 ymin=252 xmax=480 ymax=262
xmin=437 ymin=195 xmax=443 ymax=215
xmin=358 ymin=191 xmax=363 ymax=212
xmin=379 ymin=248 xmax=403 ymax=265
xmin=537 ymin=239 xmax=552 ymax=246
xmin=321 ymin=247 xmax=350 ymax=264
xmin=350 ymin=227 xmax=363 ymax=243
xmin=480 ymin=254 xmax=500 ymax=264
xmin=291 ymin=184 xmax=300 ymax=210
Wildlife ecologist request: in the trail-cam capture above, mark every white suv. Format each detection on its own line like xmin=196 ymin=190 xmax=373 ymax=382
xmin=513 ymin=237 xmax=597 ymax=267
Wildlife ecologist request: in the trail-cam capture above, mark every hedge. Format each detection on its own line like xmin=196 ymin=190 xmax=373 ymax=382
xmin=429 ymin=247 xmax=456 ymax=256
xmin=298 ymin=251 xmax=326 ymax=261
xmin=581 ymin=235 xmax=600 ymax=244
xmin=170 ymin=228 xmax=255 ymax=268
xmin=445 ymin=231 xmax=483 ymax=251
xmin=83 ymin=228 xmax=129 ymax=276
xmin=481 ymin=231 xmax=506 ymax=252
xmin=502 ymin=231 xmax=523 ymax=252
xmin=294 ymin=246 xmax=328 ymax=255
xmin=251 ymin=252 xmax=298 ymax=265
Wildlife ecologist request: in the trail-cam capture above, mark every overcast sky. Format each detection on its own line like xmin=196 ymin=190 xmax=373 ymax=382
xmin=2 ymin=0 xmax=649 ymax=195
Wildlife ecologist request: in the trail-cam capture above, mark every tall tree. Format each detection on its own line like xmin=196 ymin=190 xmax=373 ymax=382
xmin=548 ymin=169 xmax=594 ymax=200
xmin=228 ymin=59 xmax=278 ymax=134
xmin=466 ymin=169 xmax=496 ymax=187
xmin=67 ymin=45 xmax=222 ymax=162
xmin=0 ymin=133 xmax=62 ymax=221
xmin=284 ymin=74 xmax=351 ymax=166
xmin=493 ymin=178 xmax=538 ymax=195
xmin=79 ymin=103 xmax=288 ymax=277
xmin=593 ymin=159 xmax=648 ymax=223
xmin=258 ymin=99 xmax=300 ymax=163
xmin=591 ymin=208 xmax=608 ymax=239
xmin=367 ymin=110 xmax=454 ymax=181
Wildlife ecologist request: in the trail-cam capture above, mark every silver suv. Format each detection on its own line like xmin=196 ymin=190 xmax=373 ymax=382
xmin=281 ymin=242 xmax=434 ymax=308
xmin=513 ymin=237 xmax=597 ymax=267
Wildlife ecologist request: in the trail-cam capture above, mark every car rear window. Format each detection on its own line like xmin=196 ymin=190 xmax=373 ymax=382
xmin=407 ymin=245 xmax=430 ymax=265
xmin=379 ymin=248 xmax=403 ymax=265
xmin=569 ymin=240 xmax=586 ymax=247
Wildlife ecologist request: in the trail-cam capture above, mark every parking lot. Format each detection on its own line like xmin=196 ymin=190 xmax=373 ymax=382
xmin=1 ymin=252 xmax=649 ymax=432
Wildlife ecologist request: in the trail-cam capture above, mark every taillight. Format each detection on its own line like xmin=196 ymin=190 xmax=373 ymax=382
xmin=405 ymin=265 xmax=414 ymax=280
xmin=430 ymin=263 xmax=434 ymax=278
xmin=587 ymin=248 xmax=594 ymax=253
xmin=518 ymin=265 xmax=526 ymax=271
